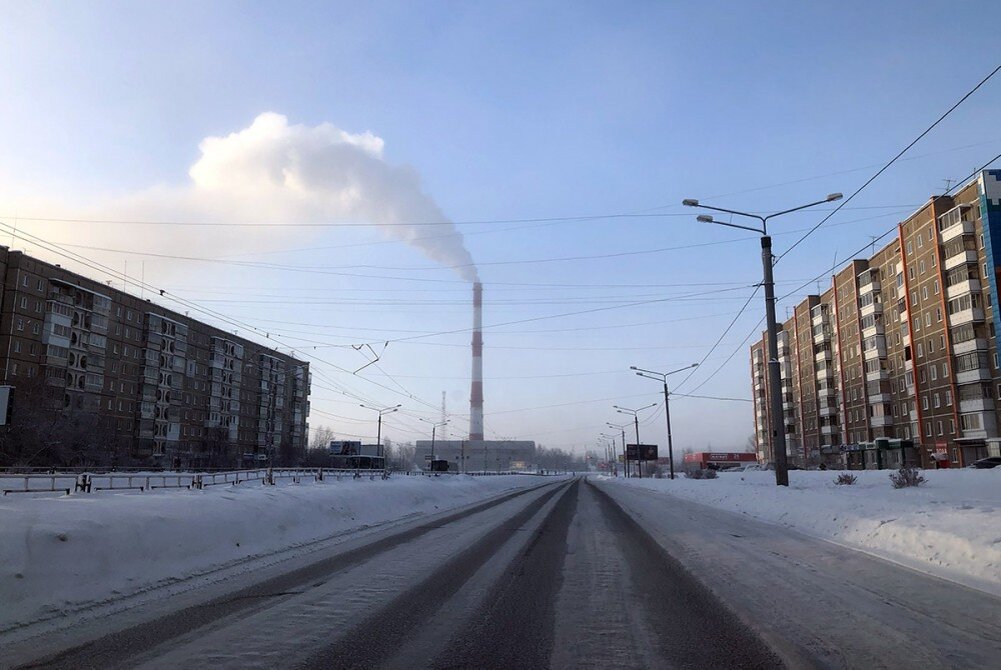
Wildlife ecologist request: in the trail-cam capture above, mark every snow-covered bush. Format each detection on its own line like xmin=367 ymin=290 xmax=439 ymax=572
xmin=889 ymin=467 xmax=926 ymax=489
xmin=834 ymin=472 xmax=858 ymax=486
xmin=685 ymin=469 xmax=704 ymax=479
xmin=703 ymin=468 xmax=718 ymax=479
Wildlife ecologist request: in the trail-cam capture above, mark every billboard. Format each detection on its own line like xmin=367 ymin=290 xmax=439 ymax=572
xmin=626 ymin=444 xmax=658 ymax=461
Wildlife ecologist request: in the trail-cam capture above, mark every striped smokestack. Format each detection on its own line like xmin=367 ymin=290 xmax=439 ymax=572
xmin=469 ymin=281 xmax=484 ymax=441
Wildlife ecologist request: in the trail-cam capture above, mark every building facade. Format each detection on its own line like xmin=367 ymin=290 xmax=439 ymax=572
xmin=752 ymin=170 xmax=1001 ymax=468
xmin=0 ymin=247 xmax=310 ymax=468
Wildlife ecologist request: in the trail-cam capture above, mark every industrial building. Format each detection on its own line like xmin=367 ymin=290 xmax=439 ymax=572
xmin=0 ymin=247 xmax=310 ymax=468
xmin=751 ymin=170 xmax=1001 ymax=469
xmin=414 ymin=440 xmax=537 ymax=472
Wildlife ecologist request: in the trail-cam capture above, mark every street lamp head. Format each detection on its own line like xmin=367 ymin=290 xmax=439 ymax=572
xmin=690 ymin=362 xmax=700 ymax=368
xmin=826 ymin=192 xmax=843 ymax=202
xmin=682 ymin=198 xmax=699 ymax=207
xmin=696 ymin=214 xmax=714 ymax=223
xmin=629 ymin=366 xmax=637 ymax=370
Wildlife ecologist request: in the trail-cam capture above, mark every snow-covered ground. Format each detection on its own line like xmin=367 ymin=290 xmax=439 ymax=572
xmin=602 ymin=468 xmax=1001 ymax=596
xmin=0 ymin=473 xmax=548 ymax=634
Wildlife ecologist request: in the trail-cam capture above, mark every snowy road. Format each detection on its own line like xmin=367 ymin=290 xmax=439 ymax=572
xmin=7 ymin=476 xmax=999 ymax=669
xmin=6 ymin=477 xmax=777 ymax=669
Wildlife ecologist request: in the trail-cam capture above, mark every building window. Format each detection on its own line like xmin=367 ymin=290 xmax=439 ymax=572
xmin=13 ymin=341 xmax=20 ymax=353
xmin=16 ymin=318 xmax=23 ymax=332
xmin=919 ymin=260 xmax=925 ymax=274
xmin=21 ymin=276 xmax=27 ymax=287
xmin=922 ymin=396 xmax=929 ymax=410
xmin=19 ymin=296 xmax=26 ymax=309
xmin=934 ymin=279 xmax=940 ymax=295
xmin=931 ymin=365 xmax=937 ymax=381
xmin=933 ymin=393 xmax=940 ymax=408
xmin=925 ymin=422 xmax=932 ymax=437
xmin=917 ymin=343 xmax=923 ymax=358
xmin=937 ymin=421 xmax=944 ymax=436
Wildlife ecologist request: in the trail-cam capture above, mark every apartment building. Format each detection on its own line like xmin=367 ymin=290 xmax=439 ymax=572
xmin=751 ymin=170 xmax=1001 ymax=468
xmin=0 ymin=247 xmax=310 ymax=468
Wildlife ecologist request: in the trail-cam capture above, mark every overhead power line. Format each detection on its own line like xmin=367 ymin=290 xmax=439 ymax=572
xmin=777 ymin=63 xmax=1001 ymax=262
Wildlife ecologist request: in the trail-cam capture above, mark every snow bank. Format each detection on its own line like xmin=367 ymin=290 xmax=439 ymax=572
xmin=603 ymin=468 xmax=1001 ymax=595
xmin=0 ymin=474 xmax=545 ymax=633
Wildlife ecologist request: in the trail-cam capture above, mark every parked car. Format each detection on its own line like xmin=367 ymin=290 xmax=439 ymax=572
xmin=969 ymin=456 xmax=1001 ymax=469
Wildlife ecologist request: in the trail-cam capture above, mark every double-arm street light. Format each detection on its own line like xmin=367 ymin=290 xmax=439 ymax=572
xmin=682 ymin=193 xmax=842 ymax=486
xmin=613 ymin=403 xmax=657 ymax=478
xmin=360 ymin=404 xmax=401 ymax=462
xmin=630 ymin=363 xmax=698 ymax=480
xmin=606 ymin=422 xmax=628 ymax=477
xmin=419 ymin=417 xmax=449 ymax=467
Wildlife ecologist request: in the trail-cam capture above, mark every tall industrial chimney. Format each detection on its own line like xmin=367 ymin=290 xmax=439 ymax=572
xmin=469 ymin=281 xmax=484 ymax=441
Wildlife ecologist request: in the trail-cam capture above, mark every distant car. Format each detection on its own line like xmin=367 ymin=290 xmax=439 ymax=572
xmin=969 ymin=456 xmax=1001 ymax=469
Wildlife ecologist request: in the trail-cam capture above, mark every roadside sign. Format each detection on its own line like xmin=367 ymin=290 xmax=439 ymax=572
xmin=626 ymin=444 xmax=658 ymax=461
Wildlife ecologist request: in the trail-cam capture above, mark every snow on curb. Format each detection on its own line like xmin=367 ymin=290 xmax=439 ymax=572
xmin=603 ymin=469 xmax=1001 ymax=596
xmin=0 ymin=474 xmax=545 ymax=633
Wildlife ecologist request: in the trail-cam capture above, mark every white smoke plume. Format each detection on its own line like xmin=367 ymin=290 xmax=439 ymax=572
xmin=2 ymin=112 xmax=479 ymax=282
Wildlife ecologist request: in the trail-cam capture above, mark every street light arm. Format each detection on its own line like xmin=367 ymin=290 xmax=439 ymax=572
xmin=764 ymin=196 xmax=840 ymax=222
xmin=685 ymin=202 xmax=766 ymax=225
xmin=702 ymin=218 xmax=765 ymax=234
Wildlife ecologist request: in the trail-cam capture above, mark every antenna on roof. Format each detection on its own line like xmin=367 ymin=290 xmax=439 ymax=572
xmin=943 ymin=178 xmax=954 ymax=194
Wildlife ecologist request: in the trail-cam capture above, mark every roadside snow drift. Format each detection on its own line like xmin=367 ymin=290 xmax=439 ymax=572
xmin=604 ymin=469 xmax=1001 ymax=596
xmin=0 ymin=474 xmax=545 ymax=634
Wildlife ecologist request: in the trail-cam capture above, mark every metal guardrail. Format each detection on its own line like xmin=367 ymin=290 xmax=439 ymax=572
xmin=0 ymin=467 xmax=566 ymax=496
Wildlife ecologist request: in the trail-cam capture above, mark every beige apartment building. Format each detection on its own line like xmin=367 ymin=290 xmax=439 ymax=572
xmin=0 ymin=247 xmax=310 ymax=468
xmin=752 ymin=170 xmax=1001 ymax=469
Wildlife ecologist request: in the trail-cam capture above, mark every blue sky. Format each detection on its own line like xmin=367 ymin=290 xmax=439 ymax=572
xmin=2 ymin=1 xmax=1001 ymax=453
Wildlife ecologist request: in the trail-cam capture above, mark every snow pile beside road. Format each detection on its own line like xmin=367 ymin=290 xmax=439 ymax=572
xmin=0 ymin=474 xmax=546 ymax=633
xmin=605 ymin=469 xmax=1001 ymax=595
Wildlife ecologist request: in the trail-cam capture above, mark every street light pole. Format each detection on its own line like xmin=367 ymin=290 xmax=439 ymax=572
xmin=631 ymin=363 xmax=698 ymax=479
xmin=360 ymin=404 xmax=401 ymax=467
xmin=682 ymin=193 xmax=842 ymax=486
xmin=614 ymin=403 xmax=656 ymax=479
xmin=419 ymin=418 xmax=449 ymax=471
xmin=606 ymin=422 xmax=628 ymax=477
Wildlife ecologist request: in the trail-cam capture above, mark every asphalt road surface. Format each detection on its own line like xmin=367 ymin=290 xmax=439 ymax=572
xmin=7 ymin=476 xmax=1000 ymax=669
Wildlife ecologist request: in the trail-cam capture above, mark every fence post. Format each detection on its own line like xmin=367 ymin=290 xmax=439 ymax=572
xmin=267 ymin=467 xmax=274 ymax=486
xmin=317 ymin=467 xmax=323 ymax=482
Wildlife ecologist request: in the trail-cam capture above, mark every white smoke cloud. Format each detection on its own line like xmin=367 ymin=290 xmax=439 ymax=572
xmin=2 ymin=112 xmax=479 ymax=282
xmin=186 ymin=112 xmax=478 ymax=281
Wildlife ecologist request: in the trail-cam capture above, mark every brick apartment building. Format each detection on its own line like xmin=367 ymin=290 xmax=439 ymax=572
xmin=752 ymin=170 xmax=1001 ymax=469
xmin=0 ymin=247 xmax=310 ymax=468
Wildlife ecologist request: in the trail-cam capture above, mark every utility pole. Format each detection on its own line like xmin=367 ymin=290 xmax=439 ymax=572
xmin=360 ymin=404 xmax=401 ymax=467
xmin=606 ymin=422 xmax=628 ymax=477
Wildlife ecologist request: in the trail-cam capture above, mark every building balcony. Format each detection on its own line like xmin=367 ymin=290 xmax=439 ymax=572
xmin=944 ymin=249 xmax=979 ymax=272
xmin=952 ymin=362 xmax=992 ymax=384
xmin=946 ymin=278 xmax=982 ymax=301
xmin=863 ymin=346 xmax=886 ymax=360
xmin=861 ymin=324 xmax=885 ymax=339
xmin=940 ymin=217 xmax=976 ymax=242
xmin=868 ymin=392 xmax=892 ymax=404
xmin=860 ymin=301 xmax=883 ymax=317
xmin=960 ymin=397 xmax=994 ymax=414
xmin=949 ymin=307 xmax=986 ymax=327
xmin=865 ymin=369 xmax=889 ymax=382
xmin=952 ymin=338 xmax=988 ymax=356
xmin=859 ymin=278 xmax=881 ymax=295
xmin=815 ymin=349 xmax=832 ymax=362
xmin=820 ymin=425 xmax=839 ymax=436
xmin=819 ymin=405 xmax=838 ymax=418
xmin=871 ymin=415 xmax=893 ymax=427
